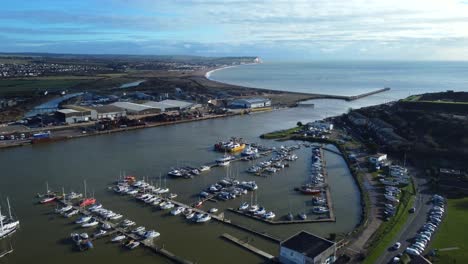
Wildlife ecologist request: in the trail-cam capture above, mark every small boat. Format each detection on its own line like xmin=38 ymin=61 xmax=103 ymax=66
xmin=40 ymin=196 xmax=56 ymax=204
xmin=298 ymin=212 xmax=307 ymax=220
xmin=194 ymin=201 xmax=203 ymax=208
xmin=287 ymin=212 xmax=294 ymax=221
xmin=312 ymin=206 xmax=329 ymax=214
xmin=158 ymin=188 xmax=169 ymax=194
xmin=160 ymin=202 xmax=175 ymax=210
xmin=209 ymin=208 xmax=218 ymax=214
xmin=143 ymin=230 xmax=160 ymax=239
xmin=88 ymin=204 xmax=102 ymax=211
xmin=248 ymin=204 xmax=259 ymax=213
xmin=196 ymin=214 xmax=211 ymax=223
xmin=56 ymin=205 xmax=73 ymax=214
xmin=93 ymin=229 xmax=107 ymax=238
xmin=64 ymin=209 xmax=79 ymax=218
xmin=101 ymin=223 xmax=112 ymax=230
xmin=79 ymin=198 xmax=97 ymax=207
xmin=66 ymin=192 xmax=83 ymax=200
xmin=239 ymin=202 xmax=249 ymax=210
xmin=110 ymin=214 xmax=123 ymax=220
xmin=125 ymin=240 xmax=140 ymax=250
xmin=132 ymin=226 xmax=146 ymax=234
xmin=168 ymin=193 xmax=178 ymax=199
xmin=264 ymin=211 xmax=276 ymax=219
xmin=111 ymin=235 xmax=126 ymax=242
xmin=185 ymin=211 xmax=196 ymax=220
xmin=298 ymin=186 xmax=321 ymax=195
xmin=76 ymin=216 xmax=92 ymax=224
xmin=200 ymin=192 xmax=210 ymax=198
xmin=171 ymin=206 xmax=185 ymax=215
xmin=121 ymin=219 xmax=136 ymax=227
xmin=199 ymin=166 xmax=210 ymax=172
xmin=254 ymin=207 xmax=266 ymax=216
xmin=81 ymin=218 xmax=99 ymax=228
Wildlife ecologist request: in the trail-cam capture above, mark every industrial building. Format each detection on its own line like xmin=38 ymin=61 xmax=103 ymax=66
xmin=92 ymin=105 xmax=127 ymax=120
xmin=279 ymin=231 xmax=336 ymax=264
xmin=143 ymin=99 xmax=195 ymax=112
xmin=228 ymin=97 xmax=271 ymax=109
xmin=111 ymin=102 xmax=160 ymax=115
xmin=56 ymin=109 xmax=93 ymax=124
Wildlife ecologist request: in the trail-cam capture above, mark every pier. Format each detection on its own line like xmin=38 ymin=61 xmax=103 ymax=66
xmin=227 ymin=208 xmax=335 ymax=224
xmin=56 ymin=199 xmax=194 ymax=264
xmin=221 ymin=233 xmax=275 ymax=260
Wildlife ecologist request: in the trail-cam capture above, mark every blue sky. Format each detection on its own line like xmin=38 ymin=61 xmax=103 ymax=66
xmin=1 ymin=0 xmax=468 ymax=60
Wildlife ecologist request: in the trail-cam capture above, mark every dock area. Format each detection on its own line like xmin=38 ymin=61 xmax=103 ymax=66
xmin=56 ymin=199 xmax=194 ymax=264
xmin=227 ymin=208 xmax=335 ymax=224
xmin=221 ymin=233 xmax=275 ymax=260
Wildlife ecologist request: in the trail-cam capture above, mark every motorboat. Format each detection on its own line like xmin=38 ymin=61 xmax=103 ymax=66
xmin=143 ymin=230 xmax=160 ymax=239
xmin=287 ymin=212 xmax=294 ymax=221
xmin=79 ymin=198 xmax=96 ymax=207
xmin=185 ymin=211 xmax=196 ymax=220
xmin=254 ymin=207 xmax=266 ymax=216
xmin=264 ymin=211 xmax=276 ymax=219
xmin=158 ymin=188 xmax=169 ymax=194
xmin=248 ymin=204 xmax=259 ymax=213
xmin=239 ymin=202 xmax=249 ymax=210
xmin=199 ymin=166 xmax=211 ymax=172
xmin=81 ymin=218 xmax=99 ymax=228
xmin=101 ymin=223 xmax=112 ymax=230
xmin=168 ymin=193 xmax=178 ymax=199
xmin=312 ymin=206 xmax=329 ymax=214
xmin=40 ymin=196 xmax=56 ymax=204
xmin=88 ymin=204 xmax=103 ymax=211
xmin=209 ymin=208 xmax=218 ymax=213
xmin=66 ymin=192 xmax=83 ymax=200
xmin=125 ymin=240 xmax=140 ymax=250
xmin=56 ymin=205 xmax=73 ymax=214
xmin=76 ymin=216 xmax=92 ymax=224
xmin=194 ymin=201 xmax=203 ymax=208
xmin=93 ymin=229 xmax=107 ymax=238
xmin=196 ymin=214 xmax=211 ymax=223
xmin=64 ymin=209 xmax=79 ymax=218
xmin=110 ymin=214 xmax=123 ymax=220
xmin=121 ymin=219 xmax=136 ymax=227
xmin=160 ymin=202 xmax=175 ymax=210
xmin=298 ymin=212 xmax=307 ymax=220
xmin=171 ymin=206 xmax=185 ymax=215
xmin=111 ymin=235 xmax=126 ymax=242
xmin=132 ymin=226 xmax=146 ymax=234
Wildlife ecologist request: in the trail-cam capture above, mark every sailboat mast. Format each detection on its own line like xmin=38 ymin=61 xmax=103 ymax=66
xmin=6 ymin=197 xmax=12 ymax=219
xmin=46 ymin=182 xmax=49 ymax=194
xmin=0 ymin=206 xmax=4 ymax=231
xmin=84 ymin=180 xmax=87 ymax=198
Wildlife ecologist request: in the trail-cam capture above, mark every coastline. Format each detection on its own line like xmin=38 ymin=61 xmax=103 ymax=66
xmin=204 ymin=62 xmax=259 ymax=79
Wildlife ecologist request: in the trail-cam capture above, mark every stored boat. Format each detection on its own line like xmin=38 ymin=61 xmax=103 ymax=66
xmin=111 ymin=235 xmax=126 ymax=242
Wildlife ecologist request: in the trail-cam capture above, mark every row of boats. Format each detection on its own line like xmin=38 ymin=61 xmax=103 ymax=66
xmin=200 ymin=179 xmax=258 ymax=202
xmin=167 ymin=166 xmax=210 ymax=178
xmin=238 ymin=202 xmax=276 ymax=219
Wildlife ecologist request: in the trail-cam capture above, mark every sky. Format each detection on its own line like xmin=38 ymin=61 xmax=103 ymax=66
xmin=1 ymin=0 xmax=468 ymax=60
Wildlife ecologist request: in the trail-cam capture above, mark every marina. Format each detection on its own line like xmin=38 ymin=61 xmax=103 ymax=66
xmin=0 ymin=108 xmax=361 ymax=263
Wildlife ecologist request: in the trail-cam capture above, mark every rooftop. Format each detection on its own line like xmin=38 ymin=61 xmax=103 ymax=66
xmin=233 ymin=97 xmax=271 ymax=104
xmin=92 ymin=105 xmax=125 ymax=113
xmin=57 ymin=109 xmax=79 ymax=114
xmin=111 ymin=101 xmax=157 ymax=112
xmin=281 ymin=231 xmax=335 ymax=259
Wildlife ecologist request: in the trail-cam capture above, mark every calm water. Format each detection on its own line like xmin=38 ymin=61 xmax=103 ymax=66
xmin=209 ymin=61 xmax=468 ymax=101
xmin=0 ymin=109 xmax=360 ymax=264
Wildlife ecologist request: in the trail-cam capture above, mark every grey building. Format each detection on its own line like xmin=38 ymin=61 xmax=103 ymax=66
xmin=229 ymin=97 xmax=272 ymax=109
xmin=57 ymin=109 xmax=93 ymax=124
xmin=111 ymin=102 xmax=160 ymax=115
xmin=143 ymin=99 xmax=194 ymax=112
xmin=92 ymin=105 xmax=127 ymax=120
xmin=279 ymin=231 xmax=336 ymax=264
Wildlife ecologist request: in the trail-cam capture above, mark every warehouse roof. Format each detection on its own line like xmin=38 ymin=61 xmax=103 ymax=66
xmin=281 ymin=231 xmax=335 ymax=259
xmin=57 ymin=109 xmax=79 ymax=114
xmin=143 ymin=99 xmax=193 ymax=111
xmin=92 ymin=105 xmax=125 ymax=114
xmin=111 ymin=101 xmax=157 ymax=112
xmin=232 ymin=97 xmax=271 ymax=104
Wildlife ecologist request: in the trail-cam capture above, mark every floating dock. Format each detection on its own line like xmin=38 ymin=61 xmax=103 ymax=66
xmin=56 ymin=199 xmax=194 ymax=264
xmin=221 ymin=233 xmax=275 ymax=260
xmin=227 ymin=208 xmax=335 ymax=224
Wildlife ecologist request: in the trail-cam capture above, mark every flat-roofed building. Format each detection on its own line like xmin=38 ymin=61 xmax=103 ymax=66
xmin=92 ymin=105 xmax=127 ymax=120
xmin=279 ymin=231 xmax=336 ymax=264
xmin=229 ymin=97 xmax=271 ymax=109
xmin=143 ymin=99 xmax=194 ymax=112
xmin=111 ymin=101 xmax=160 ymax=115
xmin=62 ymin=105 xmax=97 ymax=120
xmin=57 ymin=109 xmax=93 ymax=124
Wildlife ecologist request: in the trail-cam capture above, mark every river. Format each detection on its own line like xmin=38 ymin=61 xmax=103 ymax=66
xmin=0 ymin=105 xmax=361 ymax=263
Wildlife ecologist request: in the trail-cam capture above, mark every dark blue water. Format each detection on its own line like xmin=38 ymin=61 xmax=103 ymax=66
xmin=209 ymin=61 xmax=468 ymax=101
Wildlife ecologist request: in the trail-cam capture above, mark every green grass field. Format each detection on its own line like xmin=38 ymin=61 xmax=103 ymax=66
xmin=0 ymin=78 xmax=95 ymax=95
xmin=260 ymin=126 xmax=303 ymax=139
xmin=430 ymin=198 xmax=468 ymax=263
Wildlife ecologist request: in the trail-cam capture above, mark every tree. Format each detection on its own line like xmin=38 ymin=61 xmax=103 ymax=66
xmin=297 ymin=121 xmax=303 ymax=127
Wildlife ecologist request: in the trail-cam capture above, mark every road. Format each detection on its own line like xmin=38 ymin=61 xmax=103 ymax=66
xmin=375 ymin=168 xmax=433 ymax=263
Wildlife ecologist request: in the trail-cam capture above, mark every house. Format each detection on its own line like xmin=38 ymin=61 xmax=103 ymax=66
xmin=279 ymin=231 xmax=336 ymax=264
xmin=306 ymin=121 xmax=334 ymax=131
xmin=369 ymin=153 xmax=387 ymax=164
xmin=347 ymin=112 xmax=368 ymax=126
xmin=111 ymin=102 xmax=160 ymax=115
xmin=228 ymin=97 xmax=271 ymax=109
xmin=56 ymin=109 xmax=93 ymax=124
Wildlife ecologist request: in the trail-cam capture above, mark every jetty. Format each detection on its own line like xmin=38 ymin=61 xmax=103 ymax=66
xmin=221 ymin=233 xmax=275 ymax=260
xmin=55 ymin=198 xmax=194 ymax=264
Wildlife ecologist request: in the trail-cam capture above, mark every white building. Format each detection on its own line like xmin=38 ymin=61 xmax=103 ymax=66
xmin=111 ymin=102 xmax=160 ymax=115
xmin=57 ymin=109 xmax=93 ymax=124
xmin=280 ymin=231 xmax=336 ymax=264
xmin=143 ymin=99 xmax=194 ymax=112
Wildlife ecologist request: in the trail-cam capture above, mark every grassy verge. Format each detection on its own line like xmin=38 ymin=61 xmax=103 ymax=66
xmin=429 ymin=197 xmax=468 ymax=263
xmin=260 ymin=126 xmax=303 ymax=139
xmin=363 ymin=183 xmax=416 ymax=264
